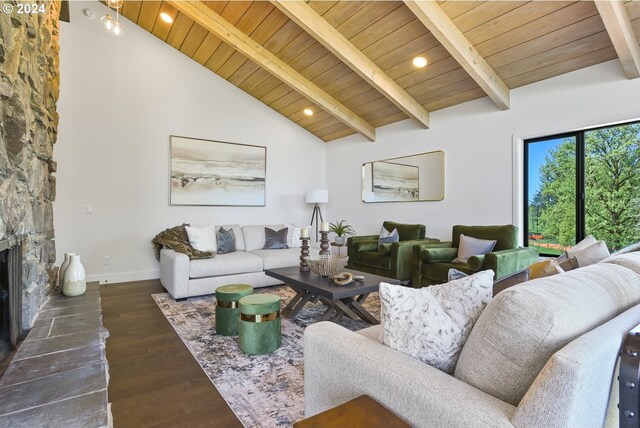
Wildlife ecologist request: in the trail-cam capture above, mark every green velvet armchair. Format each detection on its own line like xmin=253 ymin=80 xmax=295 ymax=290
xmin=346 ymin=221 xmax=440 ymax=281
xmin=412 ymin=225 xmax=539 ymax=287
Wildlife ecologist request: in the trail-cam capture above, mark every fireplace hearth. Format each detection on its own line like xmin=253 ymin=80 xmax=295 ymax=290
xmin=0 ymin=238 xmax=23 ymax=364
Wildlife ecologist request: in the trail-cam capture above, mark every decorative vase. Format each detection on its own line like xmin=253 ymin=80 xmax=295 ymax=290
xmin=63 ymin=254 xmax=86 ymax=297
xmin=58 ymin=252 xmax=74 ymax=290
xmin=334 ymin=236 xmax=346 ymax=246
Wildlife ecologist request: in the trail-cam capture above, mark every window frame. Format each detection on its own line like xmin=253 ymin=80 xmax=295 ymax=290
xmin=523 ymin=119 xmax=640 ymax=256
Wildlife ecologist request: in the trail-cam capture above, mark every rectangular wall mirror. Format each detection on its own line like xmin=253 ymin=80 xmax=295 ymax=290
xmin=362 ymin=150 xmax=445 ymax=202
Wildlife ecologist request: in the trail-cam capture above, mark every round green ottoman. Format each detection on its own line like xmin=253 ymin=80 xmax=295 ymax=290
xmin=238 ymin=293 xmax=282 ymax=355
xmin=215 ymin=284 xmax=253 ymax=336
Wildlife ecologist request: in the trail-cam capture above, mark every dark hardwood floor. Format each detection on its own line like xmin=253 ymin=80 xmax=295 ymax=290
xmin=100 ymin=280 xmax=243 ymax=428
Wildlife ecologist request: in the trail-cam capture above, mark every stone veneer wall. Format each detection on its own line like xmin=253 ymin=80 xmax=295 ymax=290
xmin=0 ymin=1 xmax=60 ymax=329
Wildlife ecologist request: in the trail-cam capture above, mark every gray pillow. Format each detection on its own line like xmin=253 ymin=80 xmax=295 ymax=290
xmin=453 ymin=234 xmax=497 ymax=264
xmin=558 ymin=256 xmax=579 ymax=272
xmin=216 ymin=227 xmax=236 ymax=254
xmin=492 ymin=268 xmax=530 ymax=296
xmin=448 ymin=268 xmax=469 ymax=281
xmin=379 ymin=227 xmax=399 ymax=246
xmin=263 ymin=227 xmax=289 ymax=249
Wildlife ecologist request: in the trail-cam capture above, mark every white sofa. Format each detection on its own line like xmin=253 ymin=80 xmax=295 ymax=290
xmin=304 ymin=252 xmax=640 ymax=427
xmin=160 ymin=224 xmax=315 ymax=299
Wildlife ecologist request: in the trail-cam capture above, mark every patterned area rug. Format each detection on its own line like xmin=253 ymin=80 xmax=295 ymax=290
xmin=152 ymin=285 xmax=380 ymax=428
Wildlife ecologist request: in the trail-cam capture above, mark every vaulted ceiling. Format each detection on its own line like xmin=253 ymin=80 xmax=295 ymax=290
xmin=116 ymin=1 xmax=640 ymax=142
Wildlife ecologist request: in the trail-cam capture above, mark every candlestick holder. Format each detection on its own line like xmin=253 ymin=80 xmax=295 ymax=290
xmin=319 ymin=231 xmax=330 ymax=255
xmin=299 ymin=237 xmax=310 ymax=272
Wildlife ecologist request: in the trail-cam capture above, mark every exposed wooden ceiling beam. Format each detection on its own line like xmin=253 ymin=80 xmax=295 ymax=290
xmin=272 ymin=0 xmax=430 ymax=129
xmin=167 ymin=1 xmax=375 ymax=141
xmin=404 ymin=0 xmax=510 ymax=110
xmin=594 ymin=0 xmax=640 ymax=79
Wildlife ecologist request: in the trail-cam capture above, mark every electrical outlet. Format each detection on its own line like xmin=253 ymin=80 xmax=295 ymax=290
xmin=104 ymin=256 xmax=111 ymax=265
xmin=82 ymin=204 xmax=94 ymax=214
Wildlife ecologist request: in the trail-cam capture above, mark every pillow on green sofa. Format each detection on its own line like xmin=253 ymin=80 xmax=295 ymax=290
xmin=453 ymin=234 xmax=497 ymax=264
xmin=378 ymin=227 xmax=399 ymax=246
xmin=379 ymin=270 xmax=494 ymax=374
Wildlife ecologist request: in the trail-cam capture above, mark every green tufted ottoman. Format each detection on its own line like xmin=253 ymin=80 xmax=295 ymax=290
xmin=215 ymin=284 xmax=253 ymax=336
xmin=238 ymin=293 xmax=282 ymax=355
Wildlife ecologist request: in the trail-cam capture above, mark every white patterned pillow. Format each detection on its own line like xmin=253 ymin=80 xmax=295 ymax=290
xmin=379 ymin=270 xmax=494 ymax=374
xmin=284 ymin=223 xmax=310 ymax=248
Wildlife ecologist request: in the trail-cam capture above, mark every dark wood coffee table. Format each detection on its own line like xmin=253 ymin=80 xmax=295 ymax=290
xmin=264 ymin=266 xmax=397 ymax=324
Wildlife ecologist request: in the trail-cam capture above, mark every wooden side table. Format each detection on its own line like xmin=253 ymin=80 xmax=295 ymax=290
xmin=293 ymin=395 xmax=409 ymax=428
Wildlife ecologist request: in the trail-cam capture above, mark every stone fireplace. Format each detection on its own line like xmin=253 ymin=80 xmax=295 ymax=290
xmin=0 ymin=1 xmax=60 ymax=341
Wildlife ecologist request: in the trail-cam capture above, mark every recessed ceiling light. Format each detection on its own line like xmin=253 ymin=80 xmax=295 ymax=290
xmin=412 ymin=56 xmax=428 ymax=68
xmin=160 ymin=12 xmax=174 ymax=24
xmin=303 ymin=108 xmax=314 ymax=116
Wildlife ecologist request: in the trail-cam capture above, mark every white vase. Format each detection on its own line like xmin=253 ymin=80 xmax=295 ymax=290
xmin=58 ymin=252 xmax=74 ymax=290
xmin=63 ymin=254 xmax=86 ymax=297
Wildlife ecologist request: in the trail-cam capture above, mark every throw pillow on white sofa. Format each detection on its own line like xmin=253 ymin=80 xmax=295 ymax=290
xmin=568 ymin=240 xmax=610 ymax=267
xmin=185 ymin=225 xmax=217 ymax=252
xmin=284 ymin=223 xmax=310 ymax=248
xmin=379 ymin=270 xmax=494 ymax=374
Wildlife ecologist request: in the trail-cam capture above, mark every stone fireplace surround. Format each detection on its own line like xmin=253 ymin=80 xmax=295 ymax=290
xmin=0 ymin=0 xmax=60 ymax=332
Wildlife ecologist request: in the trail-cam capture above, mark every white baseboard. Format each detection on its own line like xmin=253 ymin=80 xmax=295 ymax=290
xmin=88 ymin=269 xmax=160 ymax=285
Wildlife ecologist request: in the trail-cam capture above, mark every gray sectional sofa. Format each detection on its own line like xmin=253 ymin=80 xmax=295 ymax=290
xmin=160 ymin=224 xmax=314 ymax=299
xmin=304 ymin=252 xmax=640 ymax=427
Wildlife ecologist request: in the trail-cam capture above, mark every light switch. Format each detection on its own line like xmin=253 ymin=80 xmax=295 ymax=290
xmin=82 ymin=204 xmax=94 ymax=214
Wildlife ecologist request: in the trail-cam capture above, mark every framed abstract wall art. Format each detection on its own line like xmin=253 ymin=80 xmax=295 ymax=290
xmin=170 ymin=136 xmax=266 ymax=206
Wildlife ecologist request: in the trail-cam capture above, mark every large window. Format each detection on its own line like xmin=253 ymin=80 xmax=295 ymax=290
xmin=525 ymin=121 xmax=640 ymax=255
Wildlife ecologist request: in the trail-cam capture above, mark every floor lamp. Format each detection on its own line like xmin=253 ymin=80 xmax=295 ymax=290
xmin=306 ymin=189 xmax=328 ymax=242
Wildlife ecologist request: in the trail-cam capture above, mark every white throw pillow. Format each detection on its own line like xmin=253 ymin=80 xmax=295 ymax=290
xmin=379 ymin=270 xmax=494 ymax=374
xmin=568 ymin=240 xmax=610 ymax=267
xmin=558 ymin=235 xmax=597 ymax=262
xmin=284 ymin=223 xmax=310 ymax=248
xmin=185 ymin=225 xmax=217 ymax=252
xmin=453 ymin=234 xmax=497 ymax=264
xmin=571 ymin=235 xmax=596 ymax=252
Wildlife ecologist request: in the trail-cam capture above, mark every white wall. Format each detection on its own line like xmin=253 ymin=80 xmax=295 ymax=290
xmin=327 ymin=60 xmax=640 ymax=242
xmin=55 ymin=1 xmax=326 ymax=283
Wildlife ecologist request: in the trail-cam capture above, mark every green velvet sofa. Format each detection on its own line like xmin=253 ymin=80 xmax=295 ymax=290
xmin=346 ymin=221 xmax=440 ymax=281
xmin=412 ymin=225 xmax=539 ymax=286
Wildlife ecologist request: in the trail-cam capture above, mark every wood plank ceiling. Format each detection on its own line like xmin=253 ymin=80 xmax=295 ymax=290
xmin=117 ymin=1 xmax=640 ymax=142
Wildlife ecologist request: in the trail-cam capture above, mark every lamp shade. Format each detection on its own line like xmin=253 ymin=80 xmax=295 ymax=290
xmin=305 ymin=189 xmax=328 ymax=204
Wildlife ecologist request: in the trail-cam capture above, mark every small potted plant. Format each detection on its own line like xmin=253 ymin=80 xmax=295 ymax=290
xmin=329 ymin=220 xmax=356 ymax=245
